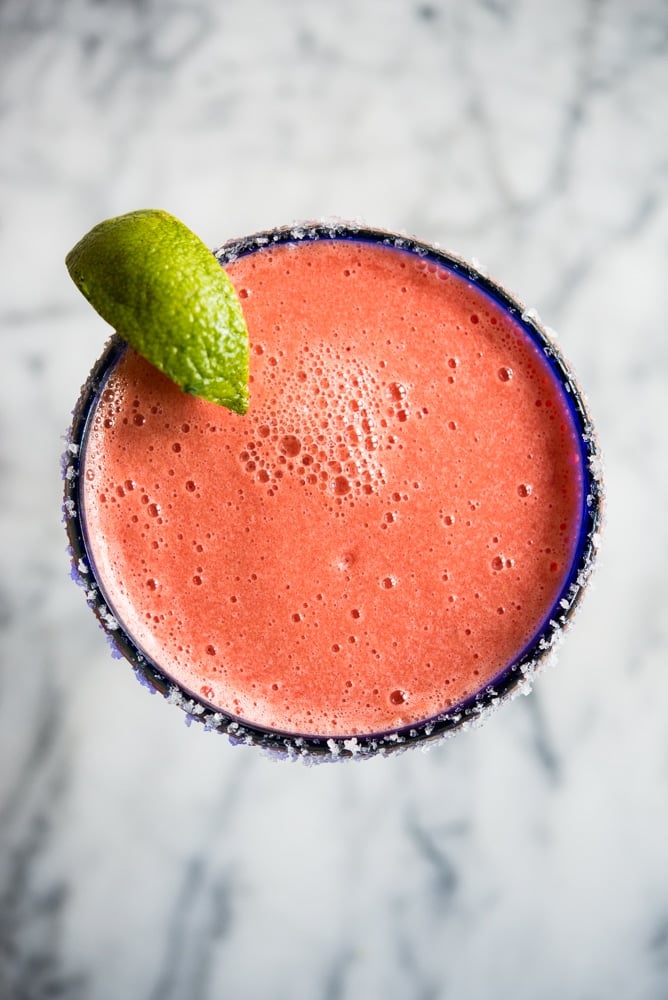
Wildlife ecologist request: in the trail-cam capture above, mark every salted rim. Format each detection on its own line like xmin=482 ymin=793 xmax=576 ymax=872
xmin=63 ymin=221 xmax=603 ymax=762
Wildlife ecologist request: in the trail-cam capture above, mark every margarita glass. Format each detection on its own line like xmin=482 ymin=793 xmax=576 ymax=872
xmin=64 ymin=223 xmax=602 ymax=759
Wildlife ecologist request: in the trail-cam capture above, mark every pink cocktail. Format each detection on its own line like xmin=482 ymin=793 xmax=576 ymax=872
xmin=64 ymin=224 xmax=601 ymax=759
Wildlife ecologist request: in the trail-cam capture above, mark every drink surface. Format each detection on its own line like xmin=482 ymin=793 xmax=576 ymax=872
xmin=80 ymin=235 xmax=585 ymax=738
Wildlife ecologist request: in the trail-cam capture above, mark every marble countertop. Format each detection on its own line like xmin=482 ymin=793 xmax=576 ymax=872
xmin=1 ymin=1 xmax=667 ymax=997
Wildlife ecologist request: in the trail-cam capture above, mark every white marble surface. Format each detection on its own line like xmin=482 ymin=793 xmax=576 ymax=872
xmin=1 ymin=1 xmax=667 ymax=997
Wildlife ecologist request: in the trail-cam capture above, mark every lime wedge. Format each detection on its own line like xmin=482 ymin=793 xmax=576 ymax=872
xmin=66 ymin=209 xmax=249 ymax=414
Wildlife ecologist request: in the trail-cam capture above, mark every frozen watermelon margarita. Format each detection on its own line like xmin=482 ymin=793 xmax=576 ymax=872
xmin=64 ymin=223 xmax=602 ymax=759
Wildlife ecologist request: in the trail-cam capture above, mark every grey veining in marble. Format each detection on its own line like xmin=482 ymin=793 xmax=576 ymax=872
xmin=2 ymin=0 xmax=668 ymax=998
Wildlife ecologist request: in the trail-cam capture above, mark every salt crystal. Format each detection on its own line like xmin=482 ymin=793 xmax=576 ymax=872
xmin=166 ymin=687 xmax=185 ymax=708
xmin=203 ymin=713 xmax=223 ymax=731
xmin=97 ymin=604 xmax=118 ymax=629
xmin=589 ymin=454 xmax=604 ymax=480
xmin=521 ymin=306 xmax=541 ymax=325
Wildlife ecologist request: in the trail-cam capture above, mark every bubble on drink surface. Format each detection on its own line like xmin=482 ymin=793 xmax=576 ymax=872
xmin=333 ymin=475 xmax=350 ymax=495
xmin=491 ymin=555 xmax=514 ymax=571
xmin=388 ymin=381 xmax=407 ymax=401
xmin=280 ymin=434 xmax=301 ymax=457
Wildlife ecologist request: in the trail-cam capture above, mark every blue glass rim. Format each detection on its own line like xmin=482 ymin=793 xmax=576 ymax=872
xmin=64 ymin=221 xmax=603 ymax=761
